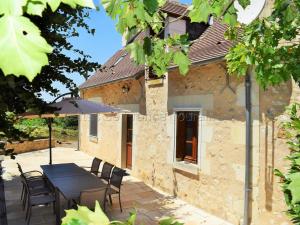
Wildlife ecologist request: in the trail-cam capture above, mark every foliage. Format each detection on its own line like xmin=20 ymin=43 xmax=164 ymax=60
xmin=0 ymin=0 xmax=252 ymax=80
xmin=226 ymin=0 xmax=300 ymax=88
xmin=275 ymin=103 xmax=300 ymax=224
xmin=1 ymin=0 xmax=299 ymax=89
xmin=103 ymin=0 xmax=300 ymax=89
xmin=102 ymin=0 xmax=251 ymax=77
xmin=0 ymin=0 xmax=95 ymax=81
xmin=0 ymin=4 xmax=99 ymax=139
xmin=0 ymin=112 xmax=28 ymax=141
xmin=61 ymin=201 xmax=184 ymax=225
xmin=54 ymin=116 xmax=78 ymax=129
xmin=14 ymin=118 xmax=78 ymax=140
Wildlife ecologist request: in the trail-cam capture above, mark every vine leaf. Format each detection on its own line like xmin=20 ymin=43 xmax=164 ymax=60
xmin=102 ymin=0 xmax=121 ymax=19
xmin=25 ymin=1 xmax=47 ymax=16
xmin=173 ymin=51 xmax=190 ymax=75
xmin=189 ymin=1 xmax=211 ymax=23
xmin=238 ymin=0 xmax=251 ymax=9
xmin=61 ymin=201 xmax=110 ymax=225
xmin=61 ymin=0 xmax=95 ymax=10
xmin=0 ymin=0 xmax=27 ymax=16
xmin=0 ymin=15 xmax=52 ymax=81
xmin=287 ymin=173 xmax=300 ymax=204
xmin=26 ymin=0 xmax=96 ymax=16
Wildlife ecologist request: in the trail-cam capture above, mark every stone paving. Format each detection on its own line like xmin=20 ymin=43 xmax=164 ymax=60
xmin=2 ymin=147 xmax=233 ymax=225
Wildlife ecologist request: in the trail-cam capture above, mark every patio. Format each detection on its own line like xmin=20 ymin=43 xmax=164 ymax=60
xmin=2 ymin=147 xmax=233 ymax=225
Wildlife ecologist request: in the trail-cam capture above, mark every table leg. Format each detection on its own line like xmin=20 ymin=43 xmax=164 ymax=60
xmin=55 ymin=188 xmax=61 ymax=225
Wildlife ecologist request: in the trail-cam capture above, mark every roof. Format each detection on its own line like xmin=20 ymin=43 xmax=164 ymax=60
xmin=188 ymin=20 xmax=232 ymax=63
xmin=161 ymin=1 xmax=188 ymax=16
xmin=80 ymin=1 xmax=233 ymax=90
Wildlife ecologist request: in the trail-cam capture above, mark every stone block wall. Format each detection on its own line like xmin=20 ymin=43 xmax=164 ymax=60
xmin=6 ymin=139 xmax=56 ymax=154
xmin=79 ymin=78 xmax=145 ymax=166
xmin=79 ymin=61 xmax=298 ymax=225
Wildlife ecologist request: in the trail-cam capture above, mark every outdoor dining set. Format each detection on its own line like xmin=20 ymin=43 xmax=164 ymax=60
xmin=17 ymin=158 xmax=127 ymax=225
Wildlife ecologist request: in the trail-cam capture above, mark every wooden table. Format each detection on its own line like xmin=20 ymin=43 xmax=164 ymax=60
xmin=41 ymin=163 xmax=106 ymax=225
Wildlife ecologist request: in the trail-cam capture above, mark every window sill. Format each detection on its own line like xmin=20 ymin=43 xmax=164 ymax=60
xmin=173 ymin=161 xmax=199 ymax=175
xmin=89 ymin=136 xmax=98 ymax=143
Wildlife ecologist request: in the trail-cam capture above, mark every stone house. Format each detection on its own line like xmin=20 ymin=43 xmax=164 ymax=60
xmin=79 ymin=1 xmax=299 ymax=225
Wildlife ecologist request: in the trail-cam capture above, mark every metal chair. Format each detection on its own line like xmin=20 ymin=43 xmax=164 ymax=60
xmin=106 ymin=167 xmax=126 ymax=212
xmin=90 ymin=158 xmax=102 ymax=176
xmin=17 ymin=163 xmax=51 ymax=210
xmin=99 ymin=162 xmax=114 ymax=183
xmin=23 ymin=177 xmax=55 ymax=225
xmin=76 ymin=187 xmax=108 ymax=211
xmin=17 ymin=163 xmax=44 ymax=180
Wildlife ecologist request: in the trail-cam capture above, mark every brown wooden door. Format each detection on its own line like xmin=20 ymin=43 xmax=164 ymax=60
xmin=126 ymin=115 xmax=133 ymax=169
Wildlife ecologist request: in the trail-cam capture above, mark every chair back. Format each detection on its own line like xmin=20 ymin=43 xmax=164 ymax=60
xmin=17 ymin=163 xmax=27 ymax=181
xmin=110 ymin=167 xmax=126 ymax=191
xmin=79 ymin=188 xmax=107 ymax=210
xmin=91 ymin=158 xmax=102 ymax=175
xmin=100 ymin=162 xmax=114 ymax=182
xmin=17 ymin=163 xmax=23 ymax=174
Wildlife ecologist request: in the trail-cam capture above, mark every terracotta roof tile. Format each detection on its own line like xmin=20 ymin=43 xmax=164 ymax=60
xmin=80 ymin=2 xmax=232 ymax=89
xmin=161 ymin=1 xmax=188 ymax=16
xmin=189 ymin=20 xmax=233 ymax=63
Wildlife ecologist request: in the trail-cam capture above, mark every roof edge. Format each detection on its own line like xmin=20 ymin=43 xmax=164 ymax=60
xmin=80 ymin=56 xmax=225 ymax=91
xmin=80 ymin=70 xmax=145 ymax=90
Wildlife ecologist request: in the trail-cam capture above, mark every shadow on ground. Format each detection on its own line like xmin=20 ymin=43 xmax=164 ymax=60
xmin=2 ymin=148 xmax=232 ymax=225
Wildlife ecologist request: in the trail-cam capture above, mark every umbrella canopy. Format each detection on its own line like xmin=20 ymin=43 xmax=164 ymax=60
xmin=21 ymin=97 xmax=122 ymax=164
xmin=22 ymin=98 xmax=121 ymax=118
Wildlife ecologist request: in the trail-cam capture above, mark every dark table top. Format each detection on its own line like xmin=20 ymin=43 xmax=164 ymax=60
xmin=41 ymin=163 xmax=106 ymax=200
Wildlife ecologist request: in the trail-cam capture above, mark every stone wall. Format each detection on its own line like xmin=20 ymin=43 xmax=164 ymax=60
xmin=256 ymin=81 xmax=296 ymax=225
xmin=79 ymin=78 xmax=145 ymax=167
xmin=6 ymin=139 xmax=56 ymax=154
xmin=79 ymin=59 xmax=299 ymax=225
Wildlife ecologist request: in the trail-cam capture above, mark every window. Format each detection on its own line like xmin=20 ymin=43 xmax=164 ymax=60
xmin=113 ymin=53 xmax=127 ymax=66
xmin=164 ymin=17 xmax=186 ymax=38
xmin=176 ymin=111 xmax=199 ymax=164
xmin=89 ymin=114 xmax=98 ymax=137
xmin=186 ymin=20 xmax=208 ymax=41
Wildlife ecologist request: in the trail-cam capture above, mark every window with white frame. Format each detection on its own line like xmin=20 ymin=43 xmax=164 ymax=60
xmin=89 ymin=114 xmax=98 ymax=137
xmin=175 ymin=111 xmax=200 ymax=164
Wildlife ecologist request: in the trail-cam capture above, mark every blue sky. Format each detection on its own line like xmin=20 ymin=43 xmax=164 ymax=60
xmin=42 ymin=0 xmax=192 ymax=102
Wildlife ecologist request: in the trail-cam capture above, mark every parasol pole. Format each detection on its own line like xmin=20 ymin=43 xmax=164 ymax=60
xmin=47 ymin=118 xmax=53 ymax=165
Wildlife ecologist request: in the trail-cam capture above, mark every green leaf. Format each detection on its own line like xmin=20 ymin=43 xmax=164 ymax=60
xmin=159 ymin=217 xmax=184 ymax=225
xmin=0 ymin=0 xmax=27 ymax=16
xmin=274 ymin=169 xmax=286 ymax=179
xmin=62 ymin=0 xmax=95 ymax=9
xmin=126 ymin=41 xmax=145 ymax=65
xmin=189 ymin=1 xmax=211 ymax=23
xmin=287 ymin=173 xmax=300 ymax=204
xmin=143 ymin=37 xmax=152 ymax=55
xmin=126 ymin=211 xmax=137 ymax=225
xmin=44 ymin=0 xmax=96 ymax=12
xmin=238 ymin=0 xmax=250 ymax=9
xmin=45 ymin=0 xmax=60 ymax=11
xmin=173 ymin=51 xmax=191 ymax=75
xmin=61 ymin=201 xmax=110 ymax=225
xmin=223 ymin=5 xmax=237 ymax=26
xmin=143 ymin=0 xmax=158 ymax=15
xmin=0 ymin=15 xmax=53 ymax=81
xmin=25 ymin=0 xmax=47 ymax=16
xmin=102 ymin=0 xmax=121 ymax=19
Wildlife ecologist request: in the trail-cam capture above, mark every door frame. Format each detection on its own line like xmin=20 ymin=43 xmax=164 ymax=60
xmin=121 ymin=114 xmax=134 ymax=170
